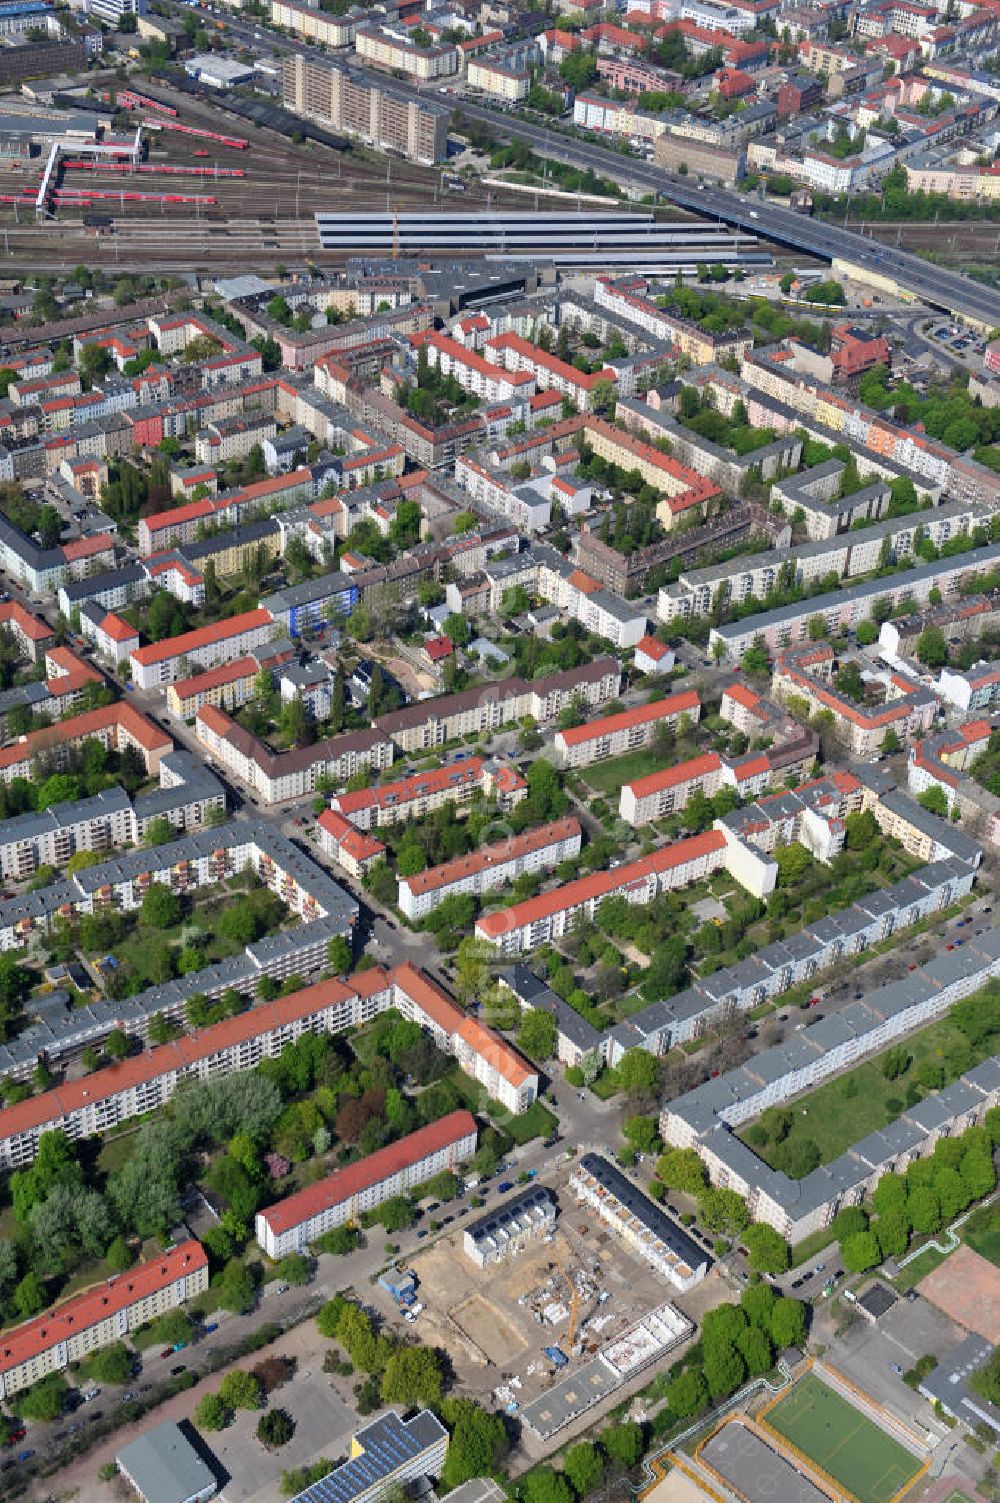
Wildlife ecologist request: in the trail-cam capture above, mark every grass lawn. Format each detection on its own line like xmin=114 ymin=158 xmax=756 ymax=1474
xmin=738 ymin=1007 xmax=986 ymax=1174
xmin=963 ymin=1204 xmax=1000 ymax=1267
xmin=506 ymin=1100 xmax=557 ymax=1145
xmin=582 ymin=747 xmax=669 ymax=794
xmin=97 ymin=1130 xmax=139 ymax=1177
xmin=763 ymin=1373 xmax=924 ymax=1503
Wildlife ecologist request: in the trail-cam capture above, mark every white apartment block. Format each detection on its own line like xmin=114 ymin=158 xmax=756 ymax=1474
xmin=0 ymin=1242 xmax=208 ymax=1400
xmin=554 ymin=689 xmax=700 ymax=768
xmin=398 ymin=816 xmax=582 ymax=920
xmin=255 ymin=1110 xmax=478 ymax=1257
xmin=130 ymin=608 xmax=275 ymax=690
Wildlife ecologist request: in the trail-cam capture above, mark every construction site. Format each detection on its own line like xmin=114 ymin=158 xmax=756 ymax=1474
xmin=369 ymin=1176 xmax=712 ymax=1456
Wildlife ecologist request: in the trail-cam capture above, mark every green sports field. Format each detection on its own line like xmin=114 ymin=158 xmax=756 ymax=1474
xmin=763 ymin=1373 xmax=924 ymax=1503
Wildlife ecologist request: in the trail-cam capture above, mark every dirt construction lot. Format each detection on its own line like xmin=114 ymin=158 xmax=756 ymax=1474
xmin=920 ymin=1246 xmax=1000 ymax=1342
xmin=372 ymin=1176 xmax=729 ymax=1427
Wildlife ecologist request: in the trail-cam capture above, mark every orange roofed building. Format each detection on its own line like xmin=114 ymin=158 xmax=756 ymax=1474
xmin=476 ymin=831 xmax=728 ymax=954
xmin=554 ymin=689 xmax=701 ymax=768
xmin=255 ymin=1110 xmax=478 ymax=1258
xmin=0 ymin=1241 xmax=208 ymax=1399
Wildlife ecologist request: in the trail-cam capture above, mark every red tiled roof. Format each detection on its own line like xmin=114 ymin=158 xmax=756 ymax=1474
xmin=131 ymin=609 xmax=272 ymax=668
xmin=172 ymin=657 xmax=258 ymax=700
xmin=0 ymin=1242 xmax=208 ymax=1374
xmin=557 ymin=689 xmax=700 ymax=747
xmin=636 ymin=634 xmax=671 ymax=662
xmin=626 ymin=752 xmax=722 ymax=798
xmin=0 ymin=602 xmax=51 ymax=642
xmin=476 ymin=830 xmax=726 ymax=938
xmin=62 ymin=534 xmax=113 ymax=564
xmin=257 ymin=1111 xmax=476 ymax=1236
xmin=401 ymin=817 xmax=580 ymax=899
xmin=391 ymin=964 xmax=535 ymax=1087
xmin=335 ymin=758 xmax=484 ymax=818
xmin=99 ymin=612 xmax=138 ymax=644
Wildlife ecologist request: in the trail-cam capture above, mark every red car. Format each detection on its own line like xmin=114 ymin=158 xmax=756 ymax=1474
xmin=3 ymin=1428 xmax=25 ymax=1446
xmin=160 ymin=1348 xmax=173 ymax=1360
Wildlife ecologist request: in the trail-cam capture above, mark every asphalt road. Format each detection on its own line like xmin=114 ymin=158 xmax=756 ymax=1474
xmin=205 ymin=11 xmax=1000 ymax=329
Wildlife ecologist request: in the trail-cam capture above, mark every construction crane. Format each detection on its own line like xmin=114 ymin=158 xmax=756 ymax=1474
xmin=565 ymin=1285 xmax=582 ymax=1351
xmin=551 ymin=1250 xmax=583 ymax=1351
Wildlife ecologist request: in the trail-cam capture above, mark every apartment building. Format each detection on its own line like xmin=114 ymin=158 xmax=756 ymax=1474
xmin=467 ymin=55 xmax=531 ymax=100
xmin=660 ymin=933 xmax=1000 ymax=1241
xmin=464 ymin=1185 xmax=557 ymax=1267
xmin=317 ymin=807 xmax=386 ymax=881
xmin=281 ymin=54 xmax=448 ymax=165
xmin=392 ymin=963 xmax=538 ymax=1115
xmin=421 ymin=332 xmax=535 ymax=404
xmin=485 ymin=333 xmax=617 ymax=413
xmin=332 ymin=757 xmax=487 ymax=831
xmin=554 ymin=690 xmax=701 ymax=768
xmin=196 ymin=706 xmax=393 ymax=803
xmin=476 ymin=830 xmax=729 ymax=953
xmin=658 ymin=500 xmax=979 ymax=623
xmin=166 ymin=657 xmax=262 ymax=720
xmin=709 ymin=544 xmax=1000 ymax=661
xmin=908 ymin=721 xmax=1000 ymax=843
xmin=355 ymin=23 xmax=459 ymax=81
xmin=0 ymin=600 xmax=53 ymax=662
xmin=869 ymin=787 xmax=984 ymax=867
xmin=570 ymin=1155 xmax=707 ymax=1293
xmin=130 ymin=609 xmax=275 ymax=690
xmin=255 ymin=1111 xmax=478 ymax=1257
xmin=372 ymin=659 xmax=621 ymax=753
xmin=772 ymin=646 xmax=939 ymax=759
xmin=398 ymin=817 xmax=582 ymax=920
xmin=938 ymin=662 xmax=1000 ymax=715
xmin=271 ymin=0 xmax=359 ymax=45
xmin=0 ymin=971 xmax=388 ymax=1170
xmin=0 ymin=1242 xmax=208 ymax=1400
xmin=0 ymin=700 xmax=170 ymax=784
xmin=594 ymin=277 xmax=753 ymax=366
xmin=583 ymin=416 xmax=722 ymax=528
xmin=79 ymin=605 xmax=139 ymax=667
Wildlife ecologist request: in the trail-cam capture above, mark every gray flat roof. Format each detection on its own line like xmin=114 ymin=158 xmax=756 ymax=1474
xmin=116 ymin=1422 xmax=216 ymax=1503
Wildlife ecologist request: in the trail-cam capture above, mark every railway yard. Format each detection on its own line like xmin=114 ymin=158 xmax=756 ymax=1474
xmin=0 ymin=81 xmax=787 ymax=274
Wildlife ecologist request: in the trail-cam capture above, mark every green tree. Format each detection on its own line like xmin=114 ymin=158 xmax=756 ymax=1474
xmin=439 ymin=1400 xmax=510 ymax=1488
xmin=656 ymin=1148 xmax=708 ymax=1194
xmin=517 ymin=1009 xmax=557 ymax=1061
xmin=86 ymin=1342 xmax=132 ymax=1385
xmin=841 ymin=1230 xmax=881 ymax=1273
xmin=380 ymin=1346 xmax=444 ymax=1407
xmin=258 ymin=1408 xmax=295 ymax=1448
xmin=327 ymin=935 xmax=352 ymax=974
xmin=744 ymin=1223 xmax=791 ymax=1274
xmin=915 ymin=626 xmax=948 ymax=668
xmin=12 ymin=1372 xmax=67 ymax=1422
xmin=602 ymin=1421 xmax=644 ymax=1468
xmin=917 ymin=786 xmax=949 ymax=818
xmin=769 ymin=1296 xmax=806 ymax=1350
xmin=563 ymin=1442 xmax=604 ymax=1497
xmin=667 ymin=1369 xmax=707 ymax=1418
xmin=141 ymin=884 xmax=182 ymax=930
xmin=219 ymin=1368 xmax=262 ymax=1410
xmin=195 ymin=1392 xmax=231 ymax=1431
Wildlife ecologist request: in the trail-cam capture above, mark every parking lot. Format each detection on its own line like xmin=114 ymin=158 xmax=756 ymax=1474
xmin=823 ymin=1290 xmax=962 ymax=1437
xmin=213 ymin=1358 xmax=358 ymax=1503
